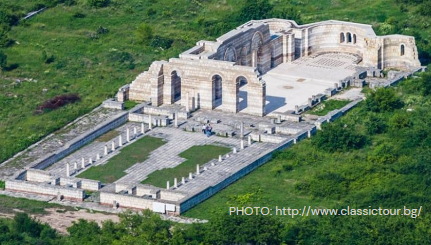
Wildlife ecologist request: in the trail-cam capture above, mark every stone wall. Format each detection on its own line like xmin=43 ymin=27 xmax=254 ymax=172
xmin=30 ymin=111 xmax=129 ymax=170
xmin=6 ymin=180 xmax=85 ymax=201
xmin=102 ymin=99 xmax=124 ymax=110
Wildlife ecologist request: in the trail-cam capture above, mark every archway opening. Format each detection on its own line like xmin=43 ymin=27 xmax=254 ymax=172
xmin=340 ymin=33 xmax=345 ymax=43
xmin=237 ymin=76 xmax=248 ymax=112
xmin=347 ymin=32 xmax=352 ymax=43
xmin=353 ymin=34 xmax=357 ymax=44
xmin=171 ymin=71 xmax=181 ymax=102
xmin=401 ymin=44 xmax=405 ymax=56
xmin=212 ymin=75 xmax=222 ymax=108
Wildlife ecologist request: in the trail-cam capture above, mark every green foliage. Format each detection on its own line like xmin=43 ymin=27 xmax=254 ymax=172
xmin=150 ymin=35 xmax=173 ymax=49
xmin=364 ymin=113 xmax=387 ymax=134
xmin=365 ymin=87 xmax=403 ymax=112
xmin=0 ymin=180 xmax=4 ymax=190
xmin=309 ymin=99 xmax=351 ymax=116
xmin=0 ymin=50 xmax=6 ymax=70
xmin=88 ymin=0 xmax=109 ymax=8
xmin=135 ymin=23 xmax=153 ymax=44
xmin=238 ymin=0 xmax=273 ymax=22
xmin=312 ymin=122 xmax=368 ymax=152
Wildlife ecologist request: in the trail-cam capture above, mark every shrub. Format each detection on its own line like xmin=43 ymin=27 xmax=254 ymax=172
xmin=150 ymin=35 xmax=173 ymax=49
xmin=135 ymin=23 xmax=153 ymax=44
xmin=312 ymin=123 xmax=368 ymax=152
xmin=88 ymin=0 xmax=110 ymax=8
xmin=0 ymin=50 xmax=6 ymax=70
xmin=35 ymin=94 xmax=80 ymax=114
xmin=365 ymin=87 xmax=403 ymax=112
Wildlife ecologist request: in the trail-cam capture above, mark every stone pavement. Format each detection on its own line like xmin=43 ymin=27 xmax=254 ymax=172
xmin=49 ymin=122 xmax=144 ymax=177
xmin=116 ymin=127 xmax=242 ymax=184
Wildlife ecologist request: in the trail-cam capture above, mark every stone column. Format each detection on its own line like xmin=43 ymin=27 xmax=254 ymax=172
xmin=240 ymin=122 xmax=244 ymax=138
xmin=66 ymin=163 xmax=70 ymax=177
xmin=141 ymin=123 xmax=145 ymax=134
xmin=233 ymin=147 xmax=237 ymax=154
xmin=133 ymin=127 xmax=137 ymax=139
xmin=174 ymin=113 xmax=178 ymax=128
xmin=308 ymin=130 xmax=311 ymax=138
xmin=96 ymin=153 xmax=100 ymax=160
xmin=294 ymin=138 xmax=297 ymax=144
xmin=149 ymin=115 xmax=152 ymax=130
xmin=104 ymin=145 xmax=108 ymax=155
xmin=126 ymin=128 xmax=130 ymax=142
xmin=295 ymin=105 xmax=299 ymax=114
xmin=189 ymin=172 xmax=193 ymax=180
xmin=240 ymin=140 xmax=244 ymax=149
xmin=81 ymin=158 xmax=85 ymax=168
xmin=196 ymin=164 xmax=200 ymax=175
xmin=174 ymin=178 xmax=178 ymax=188
xmin=119 ymin=135 xmax=123 ymax=147
xmin=219 ymin=155 xmax=222 ymax=162
xmin=111 ymin=141 xmax=115 ymax=151
xmin=182 ymin=177 xmax=185 ymax=184
xmin=186 ymin=92 xmax=190 ymax=112
xmin=166 ymin=181 xmax=170 ymax=190
xmin=276 ymin=115 xmax=281 ymax=124
xmin=248 ymin=135 xmax=252 ymax=146
xmin=89 ymin=158 xmax=93 ymax=164
xmin=74 ymin=162 xmax=77 ymax=170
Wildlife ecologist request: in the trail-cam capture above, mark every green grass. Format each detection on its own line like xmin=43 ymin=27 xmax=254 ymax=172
xmin=309 ymin=99 xmax=351 ymax=116
xmin=1 ymin=0 xmax=430 ymax=166
xmin=141 ymin=145 xmax=230 ymax=188
xmin=77 ymin=136 xmax=165 ymax=183
xmin=182 ymin=141 xmax=339 ymax=223
xmin=0 ymin=195 xmax=72 ymax=214
xmin=95 ymin=130 xmax=119 ymax=142
xmin=0 ymin=181 xmax=5 ymax=190
xmin=123 ymin=100 xmax=139 ymax=110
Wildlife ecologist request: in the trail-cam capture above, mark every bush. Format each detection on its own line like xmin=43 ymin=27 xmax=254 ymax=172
xmin=365 ymin=87 xmax=403 ymax=112
xmin=88 ymin=0 xmax=109 ymax=8
xmin=35 ymin=94 xmax=80 ymax=114
xmin=0 ymin=180 xmax=5 ymax=190
xmin=313 ymin=123 xmax=368 ymax=152
xmin=0 ymin=50 xmax=6 ymax=70
xmin=150 ymin=35 xmax=173 ymax=49
xmin=135 ymin=23 xmax=153 ymax=44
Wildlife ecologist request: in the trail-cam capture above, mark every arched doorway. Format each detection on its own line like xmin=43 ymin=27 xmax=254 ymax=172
xmin=401 ymin=44 xmax=405 ymax=56
xmin=347 ymin=32 xmax=352 ymax=43
xmin=171 ymin=71 xmax=181 ymax=102
xmin=237 ymin=76 xmax=248 ymax=112
xmin=212 ymin=75 xmax=222 ymax=108
xmin=340 ymin=33 xmax=345 ymax=43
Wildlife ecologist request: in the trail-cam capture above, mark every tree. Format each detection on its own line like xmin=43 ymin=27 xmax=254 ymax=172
xmin=135 ymin=23 xmax=154 ymax=45
xmin=312 ymin=123 xmax=368 ymax=152
xmin=238 ymin=0 xmax=273 ymax=22
xmin=365 ymin=87 xmax=403 ymax=112
xmin=0 ymin=50 xmax=6 ymax=71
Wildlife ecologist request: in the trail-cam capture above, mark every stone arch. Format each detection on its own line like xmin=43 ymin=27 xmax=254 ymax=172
xmin=400 ymin=44 xmax=405 ymax=56
xmin=236 ymin=75 xmax=249 ymax=112
xmin=353 ymin=34 xmax=357 ymax=44
xmin=210 ymin=74 xmax=224 ymax=108
xmin=223 ymin=47 xmax=237 ymax=62
xmin=347 ymin=32 xmax=352 ymax=43
xmin=171 ymin=70 xmax=181 ymax=102
xmin=340 ymin=32 xmax=345 ymax=43
xmin=251 ymin=31 xmax=264 ymax=51
xmin=239 ymin=46 xmax=249 ymax=66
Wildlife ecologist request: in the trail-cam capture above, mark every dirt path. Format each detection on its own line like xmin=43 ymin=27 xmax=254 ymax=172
xmin=0 ymin=208 xmax=120 ymax=234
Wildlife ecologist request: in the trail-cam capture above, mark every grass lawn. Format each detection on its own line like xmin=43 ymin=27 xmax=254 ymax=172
xmin=0 ymin=195 xmax=73 ymax=214
xmin=182 ymin=140 xmax=339 ymax=223
xmin=123 ymin=101 xmax=139 ymax=110
xmin=309 ymin=99 xmax=351 ymax=116
xmin=77 ymin=136 xmax=165 ymax=183
xmin=141 ymin=145 xmax=230 ymax=188
xmin=95 ymin=130 xmax=120 ymax=142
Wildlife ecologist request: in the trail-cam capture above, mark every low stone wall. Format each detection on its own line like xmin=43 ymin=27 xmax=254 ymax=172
xmin=6 ymin=180 xmax=85 ymax=201
xmin=30 ymin=111 xmax=129 ymax=170
xmin=79 ymin=179 xmax=101 ymax=191
xmin=100 ymin=192 xmax=154 ymax=210
xmin=179 ymin=138 xmax=295 ymax=213
xmin=102 ymin=99 xmax=124 ymax=110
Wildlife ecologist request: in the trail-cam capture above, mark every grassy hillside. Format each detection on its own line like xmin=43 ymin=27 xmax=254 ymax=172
xmin=0 ymin=0 xmax=430 ymax=163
